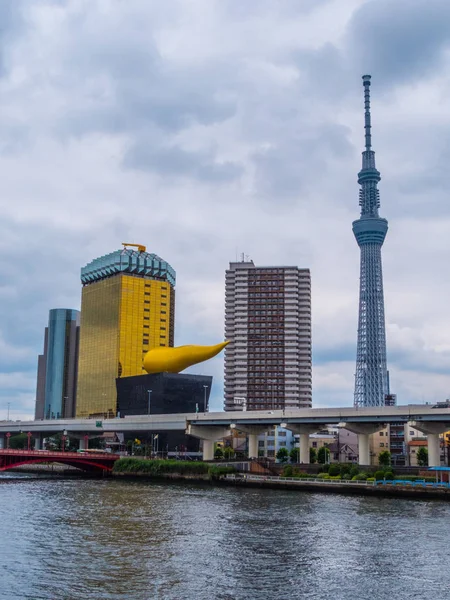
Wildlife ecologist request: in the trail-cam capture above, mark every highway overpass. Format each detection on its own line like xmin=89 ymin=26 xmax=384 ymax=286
xmin=1 ymin=405 xmax=449 ymax=466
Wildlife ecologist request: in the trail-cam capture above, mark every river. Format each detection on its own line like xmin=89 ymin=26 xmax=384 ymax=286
xmin=1 ymin=474 xmax=450 ymax=599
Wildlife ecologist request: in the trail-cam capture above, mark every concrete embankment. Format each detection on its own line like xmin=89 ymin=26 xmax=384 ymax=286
xmin=222 ymin=475 xmax=450 ymax=500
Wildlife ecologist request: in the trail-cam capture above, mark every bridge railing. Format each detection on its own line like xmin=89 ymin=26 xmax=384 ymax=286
xmin=0 ymin=449 xmax=119 ymax=458
xmin=225 ymin=474 xmax=450 ymax=489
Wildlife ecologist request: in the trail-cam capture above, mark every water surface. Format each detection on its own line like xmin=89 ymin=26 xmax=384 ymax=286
xmin=1 ymin=476 xmax=449 ymax=599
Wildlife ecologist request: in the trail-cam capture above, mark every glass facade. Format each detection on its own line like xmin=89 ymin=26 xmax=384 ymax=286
xmin=36 ymin=308 xmax=80 ymax=420
xmin=76 ymin=249 xmax=175 ymax=418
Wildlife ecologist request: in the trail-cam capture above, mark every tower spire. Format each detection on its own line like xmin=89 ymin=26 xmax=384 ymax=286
xmin=352 ymin=75 xmax=390 ymax=408
xmin=362 ymin=74 xmax=372 ymax=151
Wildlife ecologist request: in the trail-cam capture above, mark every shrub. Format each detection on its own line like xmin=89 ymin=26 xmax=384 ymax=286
xmin=282 ymin=465 xmax=293 ymax=477
xmin=366 ymin=477 xmax=375 ymax=482
xmin=293 ymin=471 xmax=309 ymax=479
xmin=349 ymin=466 xmax=360 ymax=478
xmin=208 ymin=465 xmax=236 ymax=480
xmin=328 ymin=464 xmax=340 ymax=476
xmin=339 ymin=463 xmax=352 ymax=477
xmin=384 ymin=471 xmax=394 ymax=481
xmin=374 ymin=470 xmax=385 ymax=481
xmin=352 ymin=473 xmax=367 ymax=481
xmin=321 ymin=463 xmax=330 ymax=473
xmin=317 ymin=472 xmax=330 ymax=479
xmin=328 ymin=475 xmax=341 ymax=480
xmin=114 ymin=458 xmax=209 ymax=477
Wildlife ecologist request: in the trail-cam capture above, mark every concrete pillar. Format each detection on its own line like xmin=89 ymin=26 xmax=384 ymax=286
xmin=410 ymin=421 xmax=450 ymax=467
xmin=232 ymin=425 xmax=269 ymax=459
xmin=0 ymin=434 xmax=4 ymax=449
xmin=342 ymin=423 xmax=387 ymax=466
xmin=427 ymin=433 xmax=440 ymax=468
xmin=284 ymin=425 xmax=318 ymax=464
xmin=79 ymin=438 xmax=85 ymax=450
xmin=34 ymin=435 xmax=42 ymax=450
xmin=202 ymin=440 xmax=214 ymax=461
xmin=248 ymin=434 xmax=259 ymax=459
xmin=299 ymin=433 xmax=310 ymax=464
xmin=358 ymin=433 xmax=370 ymax=466
xmin=186 ymin=424 xmax=231 ymax=461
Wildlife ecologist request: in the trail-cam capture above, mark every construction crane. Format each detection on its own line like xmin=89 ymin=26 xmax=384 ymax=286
xmin=122 ymin=242 xmax=146 ymax=253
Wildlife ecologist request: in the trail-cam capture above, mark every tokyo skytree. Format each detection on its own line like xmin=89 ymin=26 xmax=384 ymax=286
xmin=353 ymin=75 xmax=389 ymax=408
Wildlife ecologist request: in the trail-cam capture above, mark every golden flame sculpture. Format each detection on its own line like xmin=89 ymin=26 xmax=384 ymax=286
xmin=143 ymin=341 xmax=229 ymax=374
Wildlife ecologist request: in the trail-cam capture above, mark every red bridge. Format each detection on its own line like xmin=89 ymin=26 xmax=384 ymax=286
xmin=0 ymin=449 xmax=120 ymax=473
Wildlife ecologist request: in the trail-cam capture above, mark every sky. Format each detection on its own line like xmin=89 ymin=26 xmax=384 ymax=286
xmin=2 ymin=0 xmax=450 ymax=420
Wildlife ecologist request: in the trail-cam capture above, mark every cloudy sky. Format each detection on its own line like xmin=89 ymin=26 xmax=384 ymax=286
xmin=1 ymin=0 xmax=450 ymax=419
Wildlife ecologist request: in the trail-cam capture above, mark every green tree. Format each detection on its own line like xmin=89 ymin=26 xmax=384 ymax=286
xmin=9 ymin=433 xmax=28 ymax=449
xmin=276 ymin=447 xmax=289 ymax=463
xmin=214 ymin=447 xmax=224 ymax=460
xmin=317 ymin=446 xmax=330 ymax=465
xmin=378 ymin=450 xmax=391 ymax=467
xmin=223 ymin=446 xmax=235 ymax=460
xmin=289 ymin=447 xmax=299 ymax=463
xmin=417 ymin=447 xmax=428 ymax=467
xmin=309 ymin=447 xmax=317 ymax=464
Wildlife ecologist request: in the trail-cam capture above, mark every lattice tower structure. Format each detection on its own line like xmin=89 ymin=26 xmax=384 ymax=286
xmin=352 ymin=75 xmax=390 ymax=407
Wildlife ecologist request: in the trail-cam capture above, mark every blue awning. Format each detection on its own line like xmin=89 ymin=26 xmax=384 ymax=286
xmin=428 ymin=466 xmax=450 ymax=471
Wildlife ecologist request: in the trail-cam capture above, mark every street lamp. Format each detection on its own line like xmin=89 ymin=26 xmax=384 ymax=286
xmin=6 ymin=432 xmax=11 ymax=449
xmin=203 ymin=385 xmax=208 ymax=412
xmin=147 ymin=390 xmax=152 ymax=415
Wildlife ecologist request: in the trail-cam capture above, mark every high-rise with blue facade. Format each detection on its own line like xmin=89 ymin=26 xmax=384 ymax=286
xmin=35 ymin=309 xmax=80 ymax=419
xmin=353 ymin=75 xmax=389 ymax=407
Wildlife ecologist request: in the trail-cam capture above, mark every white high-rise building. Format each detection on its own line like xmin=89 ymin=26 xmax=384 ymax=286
xmin=224 ymin=260 xmax=312 ymax=411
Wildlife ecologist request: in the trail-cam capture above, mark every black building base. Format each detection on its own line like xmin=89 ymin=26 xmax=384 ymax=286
xmin=116 ymin=372 xmax=213 ymax=453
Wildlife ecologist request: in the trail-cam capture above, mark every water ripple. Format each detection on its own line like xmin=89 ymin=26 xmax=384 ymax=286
xmin=1 ymin=476 xmax=450 ymax=599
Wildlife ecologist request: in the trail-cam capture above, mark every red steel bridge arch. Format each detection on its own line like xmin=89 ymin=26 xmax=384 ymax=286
xmin=0 ymin=449 xmax=120 ymax=473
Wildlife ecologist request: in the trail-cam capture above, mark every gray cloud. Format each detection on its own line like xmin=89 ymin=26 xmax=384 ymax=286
xmin=348 ymin=0 xmax=450 ymax=86
xmin=0 ymin=0 xmax=450 ymax=416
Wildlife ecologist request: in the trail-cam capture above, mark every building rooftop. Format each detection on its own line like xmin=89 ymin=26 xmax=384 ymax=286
xmin=81 ymin=248 xmax=176 ymax=286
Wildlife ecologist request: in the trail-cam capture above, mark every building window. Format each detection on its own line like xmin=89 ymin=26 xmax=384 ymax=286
xmin=145 ymin=292 xmax=150 ymax=296
xmin=380 ymin=443 xmax=384 ymax=447
xmin=144 ymin=309 xmax=150 ymax=313
xmin=161 ymin=311 xmax=166 ymax=314
xmin=143 ymin=339 xmax=149 ymax=345
xmin=312 ymin=442 xmax=317 ymax=448
xmin=258 ymin=441 xmax=265 ymax=447
xmin=144 ymin=301 xmax=150 ymax=304
xmin=144 ymin=317 xmax=149 ymax=321
xmin=379 ymin=432 xmax=384 ymax=436
xmin=144 ymin=325 xmax=149 ymax=329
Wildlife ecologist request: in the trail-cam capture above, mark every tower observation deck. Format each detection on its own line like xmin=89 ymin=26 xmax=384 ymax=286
xmin=352 ymin=75 xmax=389 ymax=407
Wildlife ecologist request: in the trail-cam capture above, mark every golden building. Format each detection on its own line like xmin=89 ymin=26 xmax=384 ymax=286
xmin=76 ymin=244 xmax=175 ymax=418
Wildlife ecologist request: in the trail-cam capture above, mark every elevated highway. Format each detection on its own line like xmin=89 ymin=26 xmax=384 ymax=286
xmin=1 ymin=405 xmax=449 ymax=466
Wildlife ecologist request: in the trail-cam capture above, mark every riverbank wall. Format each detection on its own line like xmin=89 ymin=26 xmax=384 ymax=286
xmin=111 ymin=470 xmax=450 ymax=500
